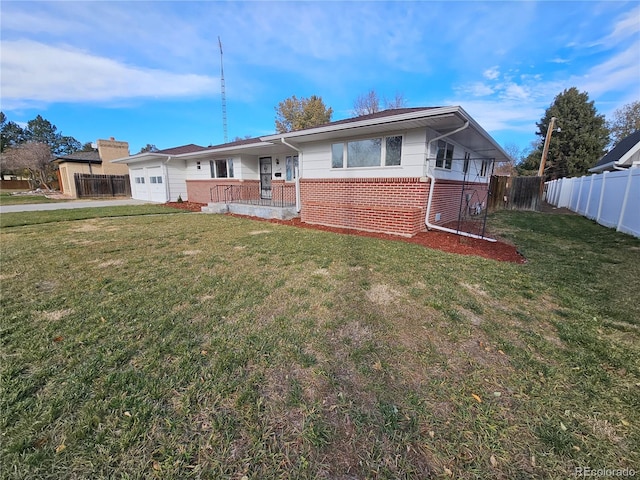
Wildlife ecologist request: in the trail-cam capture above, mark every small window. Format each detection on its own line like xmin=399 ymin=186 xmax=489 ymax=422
xmin=331 ymin=143 xmax=343 ymax=168
xmin=285 ymin=155 xmax=299 ymax=181
xmin=156 ymin=176 xmax=163 ymax=184
xmin=436 ymin=140 xmax=454 ymax=170
xmin=385 ymin=136 xmax=402 ymax=166
xmin=150 ymin=176 xmax=157 ymax=184
xmin=463 ymin=152 xmax=470 ymax=174
xmin=210 ymin=159 xmax=234 ymax=178
xmin=480 ymin=159 xmax=490 ymax=177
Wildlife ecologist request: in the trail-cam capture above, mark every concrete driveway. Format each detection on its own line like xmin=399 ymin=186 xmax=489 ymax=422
xmin=0 ymin=198 xmax=158 ymax=214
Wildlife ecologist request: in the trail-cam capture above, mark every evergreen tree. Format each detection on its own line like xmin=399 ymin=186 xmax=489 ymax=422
xmin=532 ymin=88 xmax=609 ymax=179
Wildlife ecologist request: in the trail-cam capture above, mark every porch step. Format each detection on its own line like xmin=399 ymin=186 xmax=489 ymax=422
xmin=202 ymin=202 xmax=298 ymax=220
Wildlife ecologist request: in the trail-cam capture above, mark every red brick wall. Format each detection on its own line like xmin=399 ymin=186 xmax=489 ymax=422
xmin=427 ymin=179 xmax=489 ymax=225
xmin=186 ymin=179 xmax=259 ymax=203
xmin=300 ymin=178 xmax=430 ymax=237
xmin=271 ymin=180 xmax=296 ymax=205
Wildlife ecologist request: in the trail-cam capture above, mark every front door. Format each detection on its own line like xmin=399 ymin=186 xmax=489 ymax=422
xmin=259 ymin=157 xmax=272 ymax=199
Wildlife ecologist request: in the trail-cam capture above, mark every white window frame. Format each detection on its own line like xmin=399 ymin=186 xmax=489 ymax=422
xmin=285 ymin=155 xmax=299 ymax=181
xmin=435 ymin=140 xmax=454 ymax=170
xmin=210 ymin=158 xmax=234 ymax=178
xmin=331 ymin=135 xmax=403 ymax=169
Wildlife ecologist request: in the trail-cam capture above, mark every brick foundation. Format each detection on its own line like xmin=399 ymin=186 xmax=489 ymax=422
xmin=186 ymin=179 xmax=259 ymax=203
xmin=300 ymin=177 xmax=430 ymax=237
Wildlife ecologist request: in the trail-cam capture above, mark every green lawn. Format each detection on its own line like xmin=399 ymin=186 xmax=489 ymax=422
xmin=0 ymin=192 xmax=66 ymax=206
xmin=1 ymin=209 xmax=638 ymax=479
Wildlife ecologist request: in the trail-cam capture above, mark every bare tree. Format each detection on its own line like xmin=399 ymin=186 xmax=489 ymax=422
xmin=352 ymin=90 xmax=381 ymax=116
xmin=607 ymin=100 xmax=640 ymax=145
xmin=1 ymin=142 xmax=55 ymax=189
xmin=353 ymin=90 xmax=407 ymax=116
xmin=384 ymin=92 xmax=407 ymax=109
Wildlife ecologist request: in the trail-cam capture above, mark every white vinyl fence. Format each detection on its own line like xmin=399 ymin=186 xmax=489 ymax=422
xmin=545 ymin=168 xmax=640 ymax=238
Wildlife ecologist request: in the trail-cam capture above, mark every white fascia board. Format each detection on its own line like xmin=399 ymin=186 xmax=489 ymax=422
xmin=455 ymin=106 xmax=511 ymax=162
xmin=261 ymin=107 xmax=462 ymax=141
xmin=112 ymin=153 xmax=167 ymax=164
xmin=589 ymin=162 xmax=614 ymax=173
xmin=173 ymin=142 xmax=274 ymax=159
xmin=616 ymin=140 xmax=640 ymax=166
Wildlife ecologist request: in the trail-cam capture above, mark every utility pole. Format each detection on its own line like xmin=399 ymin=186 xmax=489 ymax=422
xmin=218 ymin=36 xmax=228 ymax=143
xmin=538 ymin=116 xmax=557 ymax=177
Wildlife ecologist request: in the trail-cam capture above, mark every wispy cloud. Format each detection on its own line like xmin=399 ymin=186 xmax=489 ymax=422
xmin=0 ymin=40 xmax=217 ymax=109
xmin=483 ymin=67 xmax=500 ymax=81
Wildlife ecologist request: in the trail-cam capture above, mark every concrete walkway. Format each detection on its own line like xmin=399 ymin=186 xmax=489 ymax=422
xmin=0 ymin=198 xmax=157 ymax=214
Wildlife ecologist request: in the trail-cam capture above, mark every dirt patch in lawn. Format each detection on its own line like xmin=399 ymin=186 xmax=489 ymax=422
xmin=164 ymin=202 xmax=206 ymax=212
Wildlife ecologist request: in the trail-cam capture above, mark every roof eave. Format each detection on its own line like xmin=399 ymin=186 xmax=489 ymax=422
xmin=261 ymin=106 xmax=462 ymax=141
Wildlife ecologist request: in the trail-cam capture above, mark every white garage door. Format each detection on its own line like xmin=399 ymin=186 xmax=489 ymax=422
xmin=146 ymin=166 xmax=166 ymax=202
xmin=131 ymin=168 xmax=147 ymax=201
xmin=130 ymin=166 xmax=166 ymax=202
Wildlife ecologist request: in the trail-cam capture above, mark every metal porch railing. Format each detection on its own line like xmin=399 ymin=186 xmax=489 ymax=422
xmin=210 ymin=183 xmax=296 ymax=208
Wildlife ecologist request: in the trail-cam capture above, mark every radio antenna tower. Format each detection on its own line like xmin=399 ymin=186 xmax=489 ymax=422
xmin=218 ymin=36 xmax=228 ymax=143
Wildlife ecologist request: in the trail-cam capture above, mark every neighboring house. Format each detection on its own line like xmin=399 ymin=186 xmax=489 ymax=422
xmin=589 ymin=130 xmax=640 ymax=174
xmin=112 ymin=144 xmax=209 ymax=202
xmin=54 ymin=138 xmax=130 ymax=198
xmin=114 ymin=106 xmax=509 ymax=237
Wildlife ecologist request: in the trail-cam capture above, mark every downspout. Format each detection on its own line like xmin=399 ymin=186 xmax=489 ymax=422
xmin=424 ymin=121 xmax=497 ymax=242
xmin=280 ymin=138 xmax=302 ymax=212
xmin=163 ymin=156 xmax=172 ymax=202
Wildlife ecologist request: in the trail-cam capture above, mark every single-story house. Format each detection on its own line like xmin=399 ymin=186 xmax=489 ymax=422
xmin=54 ymin=138 xmax=130 ymax=198
xmin=114 ymin=106 xmax=509 ymax=237
xmin=589 ymin=130 xmax=640 ymax=174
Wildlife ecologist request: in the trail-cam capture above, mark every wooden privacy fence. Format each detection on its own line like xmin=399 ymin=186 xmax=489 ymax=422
xmin=488 ymin=175 xmax=542 ymax=211
xmin=74 ymin=173 xmax=131 ymax=198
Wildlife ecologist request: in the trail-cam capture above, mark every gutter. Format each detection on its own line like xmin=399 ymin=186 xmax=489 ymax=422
xmin=424 ymin=121 xmax=497 ymax=242
xmin=280 ymin=138 xmax=302 ymax=212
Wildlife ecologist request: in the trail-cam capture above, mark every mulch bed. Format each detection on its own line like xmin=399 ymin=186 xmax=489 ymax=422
xmin=163 ymin=202 xmax=525 ymax=264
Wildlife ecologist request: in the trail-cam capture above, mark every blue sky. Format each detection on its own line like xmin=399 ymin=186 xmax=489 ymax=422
xmin=1 ymin=1 xmax=639 ymax=156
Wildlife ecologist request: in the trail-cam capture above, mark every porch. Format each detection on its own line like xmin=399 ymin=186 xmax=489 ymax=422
xmin=201 ymin=183 xmax=298 ymax=220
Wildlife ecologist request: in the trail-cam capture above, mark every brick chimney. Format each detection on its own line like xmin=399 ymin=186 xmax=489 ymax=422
xmin=96 ymin=138 xmax=130 ymax=175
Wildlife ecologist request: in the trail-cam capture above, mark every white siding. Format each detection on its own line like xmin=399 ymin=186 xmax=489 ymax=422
xmin=301 ymin=129 xmax=426 ymax=179
xmin=184 ymin=155 xmax=259 ymax=181
xmin=426 ymin=128 xmax=491 ymax=183
xmin=166 ymin=161 xmax=187 ymax=201
xmin=298 ymin=127 xmax=491 ymax=182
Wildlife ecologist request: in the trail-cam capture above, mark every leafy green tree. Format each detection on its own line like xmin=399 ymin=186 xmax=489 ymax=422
xmin=275 ymin=95 xmax=333 ymax=133
xmin=531 ymin=88 xmax=609 ymax=179
xmin=607 ymin=100 xmax=640 ymax=146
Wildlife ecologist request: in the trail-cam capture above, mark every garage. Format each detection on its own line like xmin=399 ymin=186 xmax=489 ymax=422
xmin=130 ymin=165 xmax=167 ymax=202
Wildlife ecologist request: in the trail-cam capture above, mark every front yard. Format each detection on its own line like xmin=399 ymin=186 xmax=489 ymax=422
xmin=1 ymin=209 xmax=638 ymax=479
